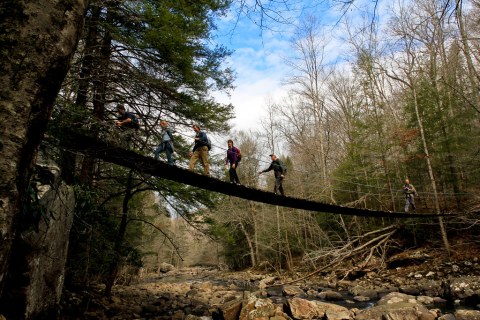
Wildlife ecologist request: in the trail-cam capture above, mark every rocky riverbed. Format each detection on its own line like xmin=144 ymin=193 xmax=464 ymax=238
xmin=60 ymin=252 xmax=480 ymax=320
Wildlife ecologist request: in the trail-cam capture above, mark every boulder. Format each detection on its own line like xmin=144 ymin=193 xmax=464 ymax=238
xmin=377 ymin=292 xmax=416 ymax=305
xmin=314 ymin=301 xmax=351 ymax=320
xmin=283 ymin=285 xmax=305 ymax=296
xmin=285 ymin=297 xmax=351 ymax=320
xmin=259 ymin=276 xmax=276 ymax=289
xmin=355 ymin=301 xmax=435 ymax=320
xmin=219 ymin=299 xmax=242 ymax=320
xmin=349 ymin=286 xmax=378 ymax=299
xmin=239 ymin=296 xmax=275 ymax=320
xmin=159 ymin=262 xmax=176 ymax=273
xmin=318 ymin=290 xmax=343 ymax=301
xmin=353 ymin=296 xmax=370 ymax=302
xmin=285 ymin=298 xmax=322 ymax=319
xmin=454 ymin=309 xmax=480 ymax=320
xmin=399 ymin=285 xmax=421 ymax=296
xmin=450 ymin=277 xmax=480 ymax=300
xmin=418 ymin=280 xmax=443 ymax=297
xmin=416 ymin=296 xmax=435 ymax=305
xmin=2 ymin=159 xmax=75 ymax=319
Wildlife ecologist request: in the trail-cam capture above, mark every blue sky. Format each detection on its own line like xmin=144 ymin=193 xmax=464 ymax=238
xmin=211 ymin=0 xmax=388 ymax=131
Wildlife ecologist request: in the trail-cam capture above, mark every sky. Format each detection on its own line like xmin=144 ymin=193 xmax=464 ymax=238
xmin=212 ymin=17 xmax=293 ymax=132
xmin=211 ymin=0 xmax=386 ymax=132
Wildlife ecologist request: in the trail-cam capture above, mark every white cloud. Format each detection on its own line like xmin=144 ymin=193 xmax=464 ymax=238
xmin=214 ymin=31 xmax=292 ymax=132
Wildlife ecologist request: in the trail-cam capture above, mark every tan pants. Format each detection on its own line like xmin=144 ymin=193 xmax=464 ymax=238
xmin=189 ymin=146 xmax=210 ymax=175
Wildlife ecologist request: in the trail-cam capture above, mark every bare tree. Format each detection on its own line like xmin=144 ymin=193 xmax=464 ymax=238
xmin=386 ymin=0 xmax=451 ymax=254
xmin=279 ymin=16 xmax=336 ymax=202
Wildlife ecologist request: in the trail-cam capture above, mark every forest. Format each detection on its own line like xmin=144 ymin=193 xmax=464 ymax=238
xmin=0 ymin=0 xmax=479 ymax=319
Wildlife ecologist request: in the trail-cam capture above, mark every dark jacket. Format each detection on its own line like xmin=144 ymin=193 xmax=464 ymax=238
xmin=192 ymin=131 xmax=208 ymax=152
xmin=262 ymin=159 xmax=286 ymax=177
xmin=117 ymin=111 xmax=139 ymax=129
xmin=226 ymin=147 xmax=240 ymax=165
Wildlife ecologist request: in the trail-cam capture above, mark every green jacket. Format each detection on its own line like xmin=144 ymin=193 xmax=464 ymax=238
xmin=403 ymin=184 xmax=417 ymax=196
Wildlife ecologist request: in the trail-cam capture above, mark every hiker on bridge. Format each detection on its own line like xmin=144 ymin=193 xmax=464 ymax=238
xmin=115 ymin=104 xmax=139 ymax=130
xmin=154 ymin=120 xmax=175 ymax=165
xmin=114 ymin=104 xmax=139 ymax=147
xmin=189 ymin=124 xmax=210 ymax=176
xmin=403 ymin=178 xmax=418 ymax=213
xmin=259 ymin=154 xmax=286 ymax=196
xmin=225 ymin=139 xmax=241 ymax=185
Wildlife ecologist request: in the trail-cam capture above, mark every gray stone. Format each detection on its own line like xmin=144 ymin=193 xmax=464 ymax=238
xmin=416 ymin=295 xmax=434 ymax=305
xmin=399 ymin=285 xmax=421 ymax=296
xmin=433 ymin=297 xmax=448 ymax=305
xmin=378 ymin=292 xmax=416 ymax=305
xmin=318 ymin=290 xmax=343 ymax=301
xmin=353 ymin=296 xmax=370 ymax=302
xmin=418 ymin=280 xmax=443 ymax=297
xmin=350 ymin=285 xmax=378 ymax=299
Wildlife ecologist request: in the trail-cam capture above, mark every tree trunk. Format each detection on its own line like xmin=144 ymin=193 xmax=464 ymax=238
xmin=80 ymin=4 xmax=112 ymax=185
xmin=61 ymin=4 xmax=101 ymax=184
xmin=455 ymin=0 xmax=480 ymax=107
xmin=104 ymin=170 xmax=133 ymax=296
xmin=240 ymin=222 xmax=256 ymax=267
xmin=0 ymin=0 xmax=87 ymax=305
xmin=412 ymin=86 xmax=451 ymax=254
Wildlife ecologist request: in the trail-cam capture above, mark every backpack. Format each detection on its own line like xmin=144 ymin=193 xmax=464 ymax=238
xmin=125 ymin=112 xmax=139 ymax=129
xmin=279 ymin=161 xmax=287 ymax=174
xmin=131 ymin=115 xmax=140 ymax=129
xmin=206 ymin=136 xmax=212 ymax=151
xmin=236 ymin=147 xmax=242 ymax=162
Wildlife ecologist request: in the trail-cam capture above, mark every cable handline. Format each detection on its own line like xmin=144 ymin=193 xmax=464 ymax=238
xmin=173 ymin=130 xmax=474 ymax=198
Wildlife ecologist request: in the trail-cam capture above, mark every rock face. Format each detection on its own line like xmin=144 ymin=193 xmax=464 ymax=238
xmin=2 ymin=158 xmax=75 ymax=319
xmin=25 ymin=170 xmax=75 ymax=318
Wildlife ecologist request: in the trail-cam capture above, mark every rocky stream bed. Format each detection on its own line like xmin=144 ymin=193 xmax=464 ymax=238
xmin=59 ymin=253 xmax=480 ymax=320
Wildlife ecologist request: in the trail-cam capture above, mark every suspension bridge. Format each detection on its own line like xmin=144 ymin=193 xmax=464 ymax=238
xmin=61 ymin=131 xmax=459 ymax=218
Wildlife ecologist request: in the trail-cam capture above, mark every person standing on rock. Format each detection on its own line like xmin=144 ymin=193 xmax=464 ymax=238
xmin=403 ymin=178 xmax=418 ymax=213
